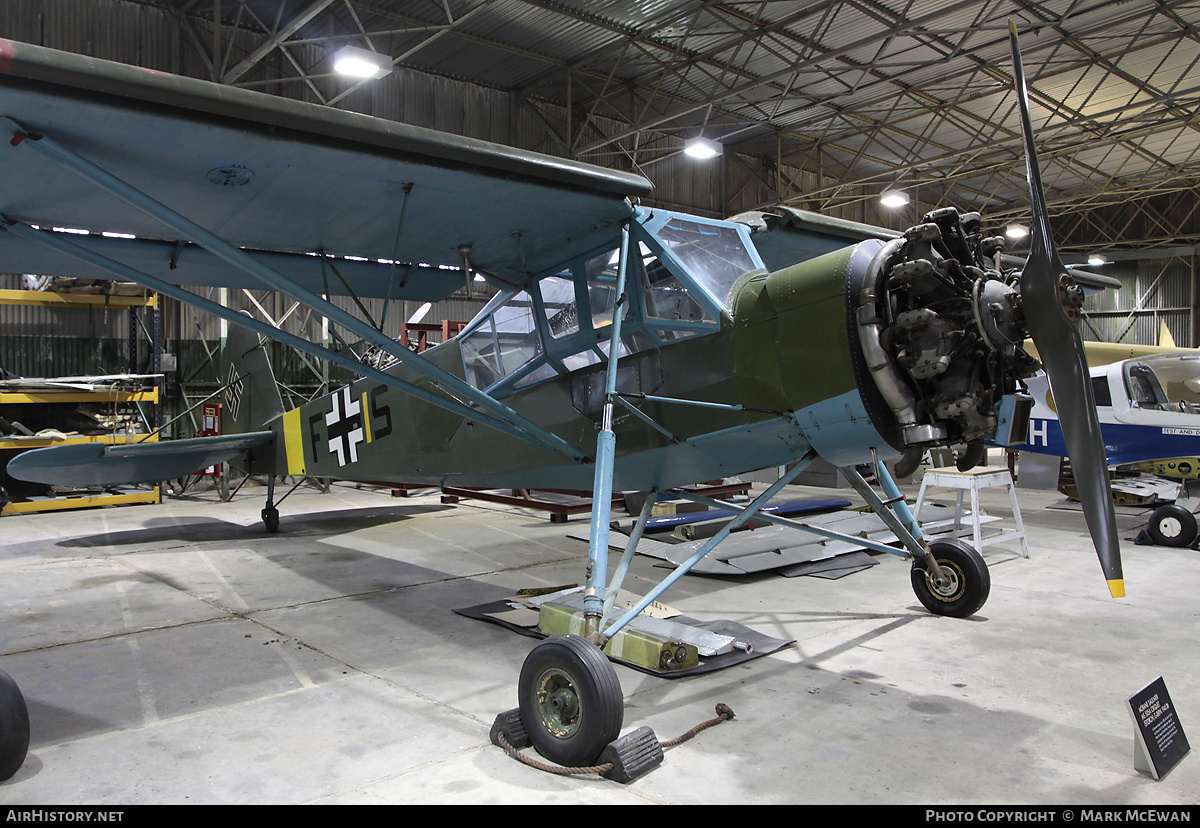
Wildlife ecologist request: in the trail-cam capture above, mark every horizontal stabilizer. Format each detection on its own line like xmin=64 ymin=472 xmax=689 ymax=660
xmin=7 ymin=432 xmax=275 ymax=487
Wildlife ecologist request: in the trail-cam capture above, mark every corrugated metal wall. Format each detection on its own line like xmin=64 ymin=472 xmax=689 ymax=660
xmin=1083 ymin=254 xmax=1196 ymax=347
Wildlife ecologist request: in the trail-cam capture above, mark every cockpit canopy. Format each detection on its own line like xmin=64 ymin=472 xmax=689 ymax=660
xmin=1123 ymin=353 xmax=1200 ymax=413
xmin=458 ymin=209 xmax=763 ymax=395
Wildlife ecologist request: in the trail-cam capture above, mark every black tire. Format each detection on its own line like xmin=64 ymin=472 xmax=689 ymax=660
xmin=911 ymin=538 xmax=991 ymax=618
xmin=518 ymin=635 xmax=623 ymax=767
xmin=261 ymin=507 xmax=280 ymax=534
xmin=0 ymin=669 xmax=30 ymax=781
xmin=1147 ymin=503 xmax=1197 ymax=548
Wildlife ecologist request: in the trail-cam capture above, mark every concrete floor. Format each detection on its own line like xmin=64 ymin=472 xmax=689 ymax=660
xmin=0 ymin=474 xmax=1197 ymax=805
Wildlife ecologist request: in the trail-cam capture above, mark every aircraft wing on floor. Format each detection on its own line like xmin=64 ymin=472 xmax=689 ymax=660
xmin=7 ymin=431 xmax=276 ymax=487
xmin=0 ymin=38 xmax=652 ymax=299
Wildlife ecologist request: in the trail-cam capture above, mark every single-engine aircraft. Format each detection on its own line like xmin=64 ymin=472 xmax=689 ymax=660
xmin=0 ymin=25 xmax=1124 ymax=776
xmin=1009 ymin=352 xmax=1200 ymax=547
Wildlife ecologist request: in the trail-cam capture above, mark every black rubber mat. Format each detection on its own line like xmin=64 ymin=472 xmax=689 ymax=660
xmin=454 ymin=599 xmax=793 ymax=678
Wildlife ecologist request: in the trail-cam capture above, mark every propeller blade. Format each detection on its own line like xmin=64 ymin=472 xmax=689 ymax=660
xmin=1009 ymin=22 xmax=1124 ymax=598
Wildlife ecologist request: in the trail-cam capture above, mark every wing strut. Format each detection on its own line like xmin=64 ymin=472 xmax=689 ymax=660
xmin=0 ymin=219 xmax=577 ymax=459
xmin=0 ymin=116 xmax=585 ymax=462
xmin=599 ymin=450 xmax=819 ymax=643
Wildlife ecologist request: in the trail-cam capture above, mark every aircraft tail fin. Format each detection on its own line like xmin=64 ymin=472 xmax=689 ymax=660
xmin=1159 ymin=320 xmax=1177 ymax=349
xmin=220 ymin=319 xmax=286 ymax=435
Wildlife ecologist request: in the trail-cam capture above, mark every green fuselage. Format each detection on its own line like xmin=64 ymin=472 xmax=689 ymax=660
xmin=275 ymin=244 xmax=893 ymax=491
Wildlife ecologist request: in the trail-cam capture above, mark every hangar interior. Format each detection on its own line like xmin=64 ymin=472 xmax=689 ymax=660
xmin=0 ymin=0 xmax=1199 ymax=805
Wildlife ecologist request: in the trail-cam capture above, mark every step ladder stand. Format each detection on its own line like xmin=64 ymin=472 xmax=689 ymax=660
xmin=913 ymin=466 xmax=1030 ymax=558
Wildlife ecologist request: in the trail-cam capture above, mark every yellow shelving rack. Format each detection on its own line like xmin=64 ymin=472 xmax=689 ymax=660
xmin=1 ymin=288 xmax=162 ymax=515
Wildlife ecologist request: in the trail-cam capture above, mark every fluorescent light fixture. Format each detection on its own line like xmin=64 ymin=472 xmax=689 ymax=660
xmin=880 ymin=190 xmax=909 ymax=208
xmin=333 ymin=45 xmax=392 ymax=79
xmin=684 ymin=136 xmax=723 ymax=159
xmin=1088 ymin=254 xmax=1108 ymax=266
xmin=1006 ymin=223 xmax=1029 ymax=239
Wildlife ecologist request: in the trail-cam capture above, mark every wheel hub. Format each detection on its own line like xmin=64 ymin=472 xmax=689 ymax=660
xmin=536 ymin=668 xmax=581 ymax=738
xmin=925 ymin=560 xmax=965 ymax=601
xmin=1159 ymin=517 xmax=1183 ymax=538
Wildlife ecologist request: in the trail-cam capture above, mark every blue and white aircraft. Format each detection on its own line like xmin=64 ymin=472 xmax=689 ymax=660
xmin=1013 ymin=351 xmax=1200 ymax=546
xmin=1017 ymin=352 xmax=1200 ymax=465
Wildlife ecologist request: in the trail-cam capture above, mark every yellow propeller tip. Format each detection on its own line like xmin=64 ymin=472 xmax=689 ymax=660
xmin=1108 ymin=579 xmax=1126 ymax=598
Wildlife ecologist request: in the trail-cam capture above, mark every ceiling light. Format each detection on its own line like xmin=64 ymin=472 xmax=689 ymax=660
xmin=333 ymin=45 xmax=392 ymax=79
xmin=1088 ymin=254 xmax=1108 ymax=266
xmin=684 ymin=137 xmax=723 ymax=159
xmin=880 ymin=190 xmax=909 ymax=208
xmin=1006 ymin=223 xmax=1029 ymax=239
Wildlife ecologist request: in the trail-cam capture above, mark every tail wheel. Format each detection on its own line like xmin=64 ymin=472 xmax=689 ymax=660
xmin=0 ymin=669 xmax=29 ymax=781
xmin=1147 ymin=503 xmax=1197 ymax=548
xmin=911 ymin=538 xmax=991 ymax=618
xmin=518 ymin=635 xmax=623 ymax=767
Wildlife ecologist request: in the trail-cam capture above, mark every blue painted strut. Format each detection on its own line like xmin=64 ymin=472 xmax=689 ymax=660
xmin=601 ymin=450 xmax=818 ymax=642
xmin=0 ymin=220 xmax=564 ymax=450
xmin=582 ymin=223 xmax=632 ymax=633
xmin=0 ymin=116 xmax=585 ymax=463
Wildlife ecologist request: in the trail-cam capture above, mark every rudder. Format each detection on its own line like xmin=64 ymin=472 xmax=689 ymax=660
xmin=220 ymin=319 xmax=285 ymax=476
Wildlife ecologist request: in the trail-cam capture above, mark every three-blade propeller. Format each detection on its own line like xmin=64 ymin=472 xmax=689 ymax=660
xmin=1009 ymin=22 xmax=1124 ymax=597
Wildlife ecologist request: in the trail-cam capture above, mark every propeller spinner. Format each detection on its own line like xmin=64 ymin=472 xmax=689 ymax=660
xmin=1009 ymin=22 xmax=1125 ymax=597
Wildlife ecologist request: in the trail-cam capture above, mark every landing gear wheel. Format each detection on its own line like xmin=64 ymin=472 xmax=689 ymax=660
xmin=1147 ymin=503 xmax=1197 ymax=547
xmin=0 ymin=669 xmax=30 ymax=781
xmin=261 ymin=507 xmax=280 ymax=534
xmin=911 ymin=538 xmax=990 ymax=618
xmin=518 ymin=635 xmax=623 ymax=767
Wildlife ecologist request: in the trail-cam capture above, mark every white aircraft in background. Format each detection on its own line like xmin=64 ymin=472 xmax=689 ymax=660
xmin=1013 ymin=340 xmax=1200 ymax=547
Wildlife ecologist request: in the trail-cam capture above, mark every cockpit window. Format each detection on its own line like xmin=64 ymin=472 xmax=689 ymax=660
xmin=639 ymin=241 xmax=712 ymax=325
xmin=460 ymin=289 xmax=541 ymax=389
xmin=457 ymin=212 xmax=755 ymax=394
xmin=655 ymin=217 xmax=758 ymax=308
xmin=1124 ymin=355 xmax=1200 ymax=412
xmin=539 ymin=276 xmax=580 ymax=339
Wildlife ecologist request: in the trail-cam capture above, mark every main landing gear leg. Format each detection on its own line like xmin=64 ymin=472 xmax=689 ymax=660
xmin=514 ymin=223 xmax=630 ymax=770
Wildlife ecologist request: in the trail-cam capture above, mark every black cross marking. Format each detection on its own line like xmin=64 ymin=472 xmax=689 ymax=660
xmin=325 ymin=385 xmax=364 ymax=466
xmin=225 ymin=364 xmax=244 ymax=421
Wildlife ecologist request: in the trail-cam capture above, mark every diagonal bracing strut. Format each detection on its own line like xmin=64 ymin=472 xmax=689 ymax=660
xmin=0 ymin=116 xmax=586 ymax=463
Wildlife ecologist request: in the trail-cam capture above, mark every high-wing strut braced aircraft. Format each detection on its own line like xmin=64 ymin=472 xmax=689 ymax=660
xmin=0 ymin=24 xmax=1123 ymax=776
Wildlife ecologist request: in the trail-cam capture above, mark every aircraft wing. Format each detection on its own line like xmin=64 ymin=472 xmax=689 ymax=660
xmin=7 ymin=431 xmax=276 ymax=487
xmin=0 ymin=39 xmax=653 ymax=300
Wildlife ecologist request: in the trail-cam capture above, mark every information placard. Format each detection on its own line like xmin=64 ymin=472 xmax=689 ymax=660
xmin=1127 ymin=676 xmax=1190 ymax=780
